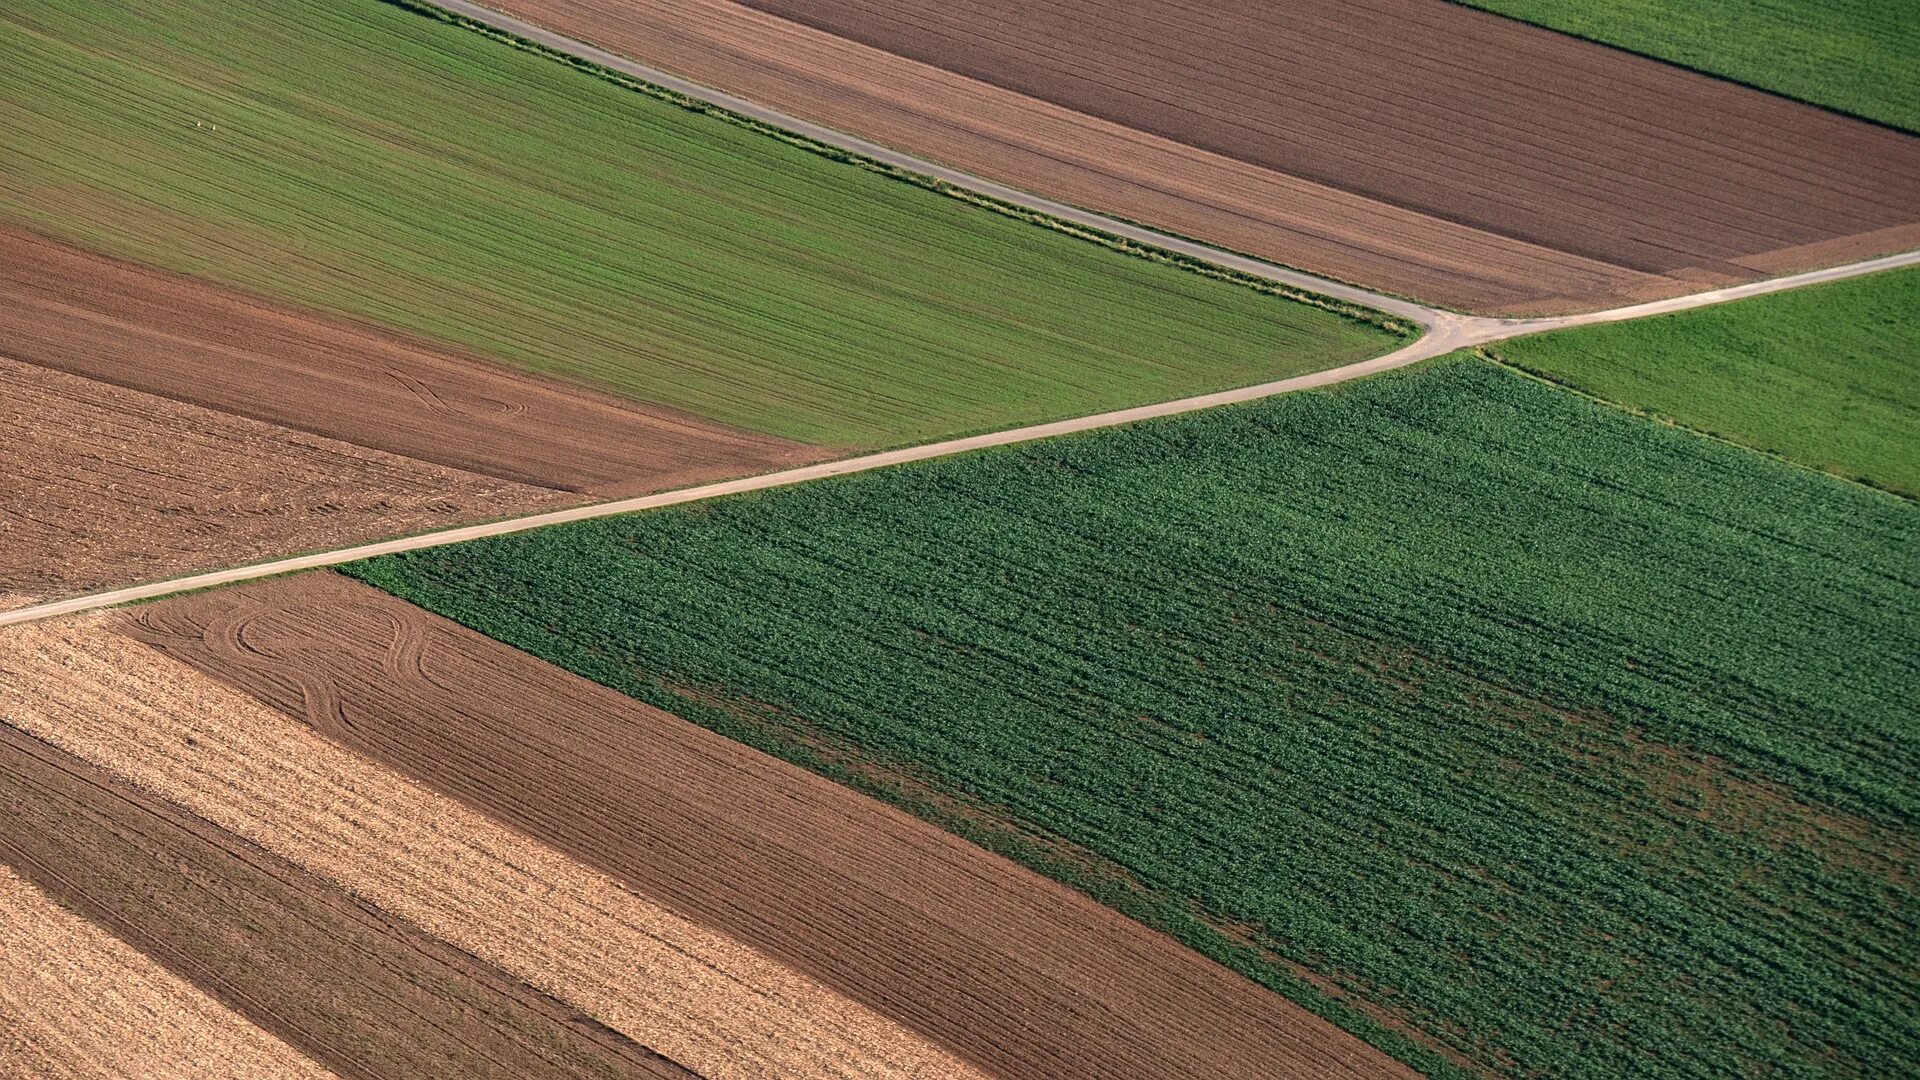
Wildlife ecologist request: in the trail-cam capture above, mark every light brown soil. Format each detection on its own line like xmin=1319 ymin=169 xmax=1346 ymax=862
xmin=0 ymin=615 xmax=989 ymax=1080
xmin=127 ymin=572 xmax=1418 ymax=1080
xmin=0 ymin=229 xmax=821 ymax=495
xmin=0 ymin=722 xmax=693 ymax=1080
xmin=0 ymin=355 xmax=569 ymax=606
xmin=0 ymin=865 xmax=339 ymax=1080
xmin=492 ymin=0 xmax=1920 ymax=313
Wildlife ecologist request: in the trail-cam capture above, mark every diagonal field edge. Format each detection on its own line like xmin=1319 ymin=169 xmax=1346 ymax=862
xmin=8 ymin=242 xmax=1918 ymax=631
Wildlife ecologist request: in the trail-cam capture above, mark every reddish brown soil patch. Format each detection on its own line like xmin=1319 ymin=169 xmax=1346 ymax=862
xmin=492 ymin=0 xmax=1920 ymax=313
xmin=128 ymin=571 xmax=1417 ymax=1080
xmin=0 ymin=356 xmax=568 ymax=604
xmin=0 ymin=722 xmax=691 ymax=1080
xmin=0 ymin=229 xmax=820 ymax=495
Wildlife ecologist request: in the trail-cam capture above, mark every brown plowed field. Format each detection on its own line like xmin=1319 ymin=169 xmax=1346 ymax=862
xmin=0 ymin=865 xmax=338 ymax=1080
xmin=0 ymin=723 xmax=691 ymax=1080
xmin=0 ymin=230 xmax=820 ymax=495
xmin=492 ymin=0 xmax=1920 ymax=313
xmin=1 ymin=614 xmax=991 ymax=1080
xmin=126 ymin=572 xmax=1417 ymax=1080
xmin=0 ymin=356 xmax=567 ymax=605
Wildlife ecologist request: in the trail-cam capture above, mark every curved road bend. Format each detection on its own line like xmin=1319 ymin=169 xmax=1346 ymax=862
xmin=2 ymin=3 xmax=1917 ymax=631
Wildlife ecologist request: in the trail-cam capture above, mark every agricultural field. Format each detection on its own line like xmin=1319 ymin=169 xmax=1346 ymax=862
xmin=2 ymin=0 xmax=1917 ymax=1076
xmin=1458 ymin=0 xmax=1920 ymax=134
xmin=1493 ymin=265 xmax=1920 ymax=496
xmin=347 ymin=356 xmax=1920 ymax=1077
xmin=0 ymin=0 xmax=1393 ymax=449
xmin=492 ymin=0 xmax=1920 ymax=312
xmin=0 ymin=865 xmax=333 ymax=1080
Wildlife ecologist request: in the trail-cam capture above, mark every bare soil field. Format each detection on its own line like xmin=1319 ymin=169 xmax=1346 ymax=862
xmin=0 ymin=230 xmax=821 ymax=494
xmin=0 ymin=865 xmax=337 ymax=1080
xmin=122 ymin=571 xmax=1415 ymax=1080
xmin=0 ymin=356 xmax=568 ymax=606
xmin=0 ymin=614 xmax=989 ymax=1080
xmin=492 ymin=0 xmax=1920 ymax=313
xmin=0 ymin=723 xmax=689 ymax=1080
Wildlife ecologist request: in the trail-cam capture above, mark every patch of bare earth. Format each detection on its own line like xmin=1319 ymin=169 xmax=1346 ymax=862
xmin=0 ymin=864 xmax=338 ymax=1080
xmin=491 ymin=0 xmax=1920 ymax=313
xmin=0 ymin=613 xmax=988 ymax=1080
xmin=0 ymin=723 xmax=690 ymax=1080
xmin=124 ymin=571 xmax=1417 ymax=1080
xmin=0 ymin=355 xmax=568 ymax=607
xmin=0 ymin=229 xmax=823 ymax=495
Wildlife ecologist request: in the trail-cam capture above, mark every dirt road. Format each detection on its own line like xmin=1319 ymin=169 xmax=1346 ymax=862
xmin=4 ymin=246 xmax=1914 ymax=631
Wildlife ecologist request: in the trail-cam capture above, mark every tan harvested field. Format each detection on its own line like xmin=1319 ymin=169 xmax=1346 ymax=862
xmin=122 ymin=572 xmax=1416 ymax=1080
xmin=491 ymin=0 xmax=1920 ymax=313
xmin=0 ymin=230 xmax=821 ymax=494
xmin=0 ymin=356 xmax=571 ymax=606
xmin=0 ymin=723 xmax=691 ymax=1080
xmin=0 ymin=614 xmax=991 ymax=1080
xmin=0 ymin=865 xmax=338 ymax=1080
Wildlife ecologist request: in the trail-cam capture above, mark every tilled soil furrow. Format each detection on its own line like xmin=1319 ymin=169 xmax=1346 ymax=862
xmin=0 ymin=863 xmax=340 ymax=1080
xmin=0 ymin=723 xmax=694 ymax=1080
xmin=490 ymin=0 xmax=1920 ymax=311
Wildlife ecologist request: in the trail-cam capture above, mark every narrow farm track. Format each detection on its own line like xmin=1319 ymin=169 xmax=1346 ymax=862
xmin=2 ymin=244 xmax=1914 ymax=631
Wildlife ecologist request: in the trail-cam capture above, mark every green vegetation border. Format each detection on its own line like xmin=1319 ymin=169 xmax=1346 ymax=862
xmin=387 ymin=0 xmax=1413 ymax=337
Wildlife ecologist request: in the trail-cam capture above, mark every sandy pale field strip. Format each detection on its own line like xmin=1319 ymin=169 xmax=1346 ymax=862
xmin=0 ymin=723 xmax=688 ymax=1080
xmin=0 ymin=864 xmax=338 ymax=1080
xmin=0 ymin=230 xmax=822 ymax=496
xmin=0 ymin=354 xmax=571 ymax=607
xmin=127 ymin=572 xmax=1415 ymax=1080
xmin=0 ymin=614 xmax=986 ymax=1080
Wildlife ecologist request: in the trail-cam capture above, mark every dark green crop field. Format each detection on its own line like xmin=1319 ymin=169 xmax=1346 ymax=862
xmin=0 ymin=0 xmax=1390 ymax=447
xmin=349 ymin=358 xmax=1920 ymax=1078
xmin=1493 ymin=267 xmax=1920 ymax=498
xmin=1458 ymin=0 xmax=1920 ymax=133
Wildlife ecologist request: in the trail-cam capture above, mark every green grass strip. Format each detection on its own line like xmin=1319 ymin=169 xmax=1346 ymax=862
xmin=0 ymin=0 xmax=1394 ymax=449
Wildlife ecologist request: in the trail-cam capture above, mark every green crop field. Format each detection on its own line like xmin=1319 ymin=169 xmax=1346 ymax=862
xmin=349 ymin=358 xmax=1920 ymax=1078
xmin=0 ymin=0 xmax=1392 ymax=448
xmin=1458 ymin=0 xmax=1920 ymax=133
xmin=1492 ymin=267 xmax=1920 ymax=498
